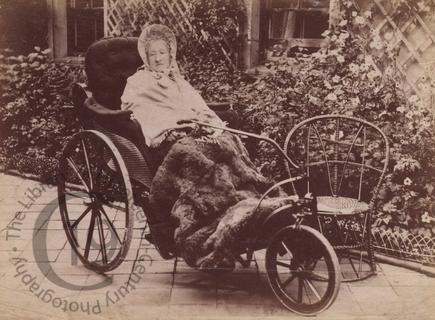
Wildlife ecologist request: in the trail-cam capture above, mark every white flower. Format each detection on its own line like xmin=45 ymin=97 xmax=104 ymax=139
xmin=337 ymin=55 xmax=345 ymax=63
xmin=338 ymin=20 xmax=348 ymax=26
xmin=352 ymin=11 xmax=357 ymax=17
xmin=421 ymin=212 xmax=433 ymax=224
xmin=332 ymin=75 xmax=341 ymax=83
xmin=364 ymin=10 xmax=372 ymax=18
xmin=408 ymin=95 xmax=419 ymax=103
xmin=355 ymin=16 xmax=365 ymax=25
xmin=351 ymin=97 xmax=360 ymax=106
xmin=339 ymin=130 xmax=344 ymax=139
xmin=349 ymin=63 xmax=359 ymax=73
xmin=309 ymin=95 xmax=320 ymax=104
xmin=403 ymin=177 xmax=412 ymax=186
xmin=396 ymin=105 xmax=406 ymax=113
xmin=385 ymin=66 xmax=394 ymax=76
xmin=360 ymin=63 xmax=370 ymax=72
xmin=367 ymin=70 xmax=380 ymax=81
xmin=369 ymin=37 xmax=383 ymax=50
xmin=324 ymin=80 xmax=332 ymax=89
xmin=339 ymin=32 xmax=350 ymax=40
xmin=384 ymin=32 xmax=393 ymax=41
xmin=326 ymin=93 xmax=338 ymax=101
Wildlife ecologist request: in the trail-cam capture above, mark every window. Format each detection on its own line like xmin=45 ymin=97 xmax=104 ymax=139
xmin=67 ymin=0 xmax=104 ymax=55
xmin=261 ymin=0 xmax=331 ymax=58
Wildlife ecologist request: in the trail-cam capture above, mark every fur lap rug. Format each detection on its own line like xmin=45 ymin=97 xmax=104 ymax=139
xmin=149 ymin=132 xmax=298 ymax=271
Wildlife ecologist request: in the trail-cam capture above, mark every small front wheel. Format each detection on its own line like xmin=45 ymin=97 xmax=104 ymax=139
xmin=265 ymin=225 xmax=340 ymax=316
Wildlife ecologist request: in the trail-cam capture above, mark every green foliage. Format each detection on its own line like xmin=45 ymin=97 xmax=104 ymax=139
xmin=179 ymin=0 xmax=245 ymax=99
xmin=225 ymin=1 xmax=435 ymax=237
xmin=0 ymin=0 xmax=48 ymax=54
xmin=0 ymin=48 xmax=84 ymax=183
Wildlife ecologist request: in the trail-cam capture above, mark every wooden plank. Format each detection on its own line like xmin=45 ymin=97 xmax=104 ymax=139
xmin=414 ymin=14 xmax=435 ymax=43
xmin=375 ymin=17 xmax=389 ymax=33
xmin=104 ymin=0 xmax=108 ymax=36
xmin=161 ymin=0 xmax=187 ymax=34
xmin=173 ymin=0 xmax=193 ymax=31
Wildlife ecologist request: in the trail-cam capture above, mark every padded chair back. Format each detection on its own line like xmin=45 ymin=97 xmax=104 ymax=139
xmin=284 ymin=115 xmax=389 ymax=206
xmin=85 ymin=37 xmax=142 ymax=109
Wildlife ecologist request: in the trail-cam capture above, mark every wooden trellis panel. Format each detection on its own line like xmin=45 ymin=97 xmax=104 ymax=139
xmin=357 ymin=0 xmax=435 ymax=106
xmin=104 ymin=0 xmax=192 ymax=37
xmin=104 ymin=0 xmax=237 ymax=67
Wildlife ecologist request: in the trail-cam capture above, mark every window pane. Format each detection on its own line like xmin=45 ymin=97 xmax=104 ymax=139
xmin=93 ymin=0 xmax=104 ymax=8
xmin=269 ymin=11 xmax=298 ymax=39
xmin=301 ymin=0 xmax=330 ymax=9
xmin=270 ymin=0 xmax=299 ymax=9
xmin=75 ymin=0 xmax=91 ymax=9
xmin=301 ymin=11 xmax=329 ymax=38
xmin=269 ymin=10 xmax=328 ymax=39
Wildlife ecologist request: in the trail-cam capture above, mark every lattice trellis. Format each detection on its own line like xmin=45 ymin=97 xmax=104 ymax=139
xmin=104 ymin=0 xmax=192 ymax=37
xmin=372 ymin=228 xmax=435 ymax=265
xmin=356 ymin=0 xmax=435 ymax=106
xmin=104 ymin=0 xmax=237 ymax=67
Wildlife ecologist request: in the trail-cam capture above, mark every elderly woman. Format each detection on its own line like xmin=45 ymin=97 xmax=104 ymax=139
xmin=121 ymin=24 xmax=224 ymax=148
xmin=121 ymin=24 xmax=294 ymax=271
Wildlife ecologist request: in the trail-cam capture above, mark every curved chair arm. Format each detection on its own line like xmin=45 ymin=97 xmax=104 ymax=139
xmin=83 ymin=97 xmax=133 ymax=121
xmin=177 ymin=119 xmax=300 ymax=170
xmin=71 ymin=82 xmax=132 ymax=122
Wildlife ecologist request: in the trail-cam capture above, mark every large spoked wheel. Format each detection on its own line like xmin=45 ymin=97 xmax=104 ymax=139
xmin=266 ymin=225 xmax=341 ymax=316
xmin=57 ymin=130 xmax=134 ymax=273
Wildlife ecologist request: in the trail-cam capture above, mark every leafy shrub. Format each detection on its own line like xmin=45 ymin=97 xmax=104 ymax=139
xmin=225 ymin=1 xmax=435 ymax=237
xmin=0 ymin=47 xmax=84 ymax=183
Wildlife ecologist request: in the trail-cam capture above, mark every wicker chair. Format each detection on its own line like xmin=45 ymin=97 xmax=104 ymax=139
xmin=284 ymin=115 xmax=389 ymax=281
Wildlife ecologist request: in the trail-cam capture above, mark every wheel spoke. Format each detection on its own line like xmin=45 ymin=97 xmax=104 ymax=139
xmin=84 ymin=211 xmax=97 ymax=259
xmin=281 ymin=241 xmax=294 ymax=259
xmin=96 ymin=214 xmax=108 ymax=264
xmin=281 ymin=274 xmax=297 ymax=288
xmin=100 ymin=200 xmax=126 ymax=213
xmin=81 ymin=139 xmax=94 ymax=190
xmin=64 ymin=190 xmax=88 ymax=200
xmin=306 ymin=271 xmax=329 ymax=282
xmin=67 ymin=157 xmax=90 ymax=192
xmin=303 ymin=278 xmax=321 ymax=301
xmin=297 ymin=277 xmax=304 ymax=303
xmin=306 ymin=259 xmax=319 ymax=271
xmin=71 ymin=205 xmax=92 ymax=229
xmin=276 ymin=260 xmax=291 ymax=268
xmin=99 ymin=205 xmax=122 ymax=244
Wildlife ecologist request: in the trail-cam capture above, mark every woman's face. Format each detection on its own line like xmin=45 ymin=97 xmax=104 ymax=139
xmin=147 ymin=39 xmax=171 ymax=72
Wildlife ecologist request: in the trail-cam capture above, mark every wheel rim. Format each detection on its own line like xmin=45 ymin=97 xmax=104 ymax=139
xmin=266 ymin=226 xmax=340 ymax=315
xmin=58 ymin=130 xmax=134 ymax=273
